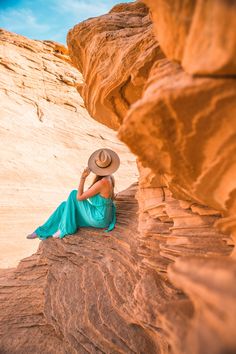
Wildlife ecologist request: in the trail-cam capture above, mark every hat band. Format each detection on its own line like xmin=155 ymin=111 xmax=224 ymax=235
xmin=95 ymin=158 xmax=112 ymax=168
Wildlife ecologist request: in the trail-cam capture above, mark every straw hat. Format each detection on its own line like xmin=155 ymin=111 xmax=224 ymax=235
xmin=88 ymin=148 xmax=120 ymax=176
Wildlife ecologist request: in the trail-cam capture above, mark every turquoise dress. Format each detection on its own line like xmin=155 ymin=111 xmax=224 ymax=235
xmin=33 ymin=189 xmax=116 ymax=240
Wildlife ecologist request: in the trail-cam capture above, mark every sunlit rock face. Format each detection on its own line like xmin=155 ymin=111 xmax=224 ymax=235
xmin=66 ymin=1 xmax=236 ymax=353
xmin=1 ymin=181 xmax=233 ymax=354
xmin=0 ymin=184 xmax=160 ymax=354
xmin=67 ymin=1 xmax=163 ymax=129
xmin=119 ymin=59 xmax=236 ymax=219
xmin=0 ymin=29 xmax=138 ymax=267
xmin=143 ymin=0 xmax=236 ymax=75
xmin=0 ymin=1 xmax=235 ymax=353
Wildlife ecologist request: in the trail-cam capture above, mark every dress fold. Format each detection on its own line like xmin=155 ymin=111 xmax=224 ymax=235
xmin=34 ymin=189 xmax=116 ymax=239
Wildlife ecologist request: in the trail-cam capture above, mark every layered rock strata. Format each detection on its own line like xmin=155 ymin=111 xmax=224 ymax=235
xmin=0 ymin=29 xmax=138 ymax=267
xmin=0 ymin=182 xmax=232 ymax=354
xmin=144 ymin=0 xmax=236 ymax=75
xmin=67 ymin=1 xmax=236 ymax=235
xmin=135 ymin=163 xmax=234 ymax=354
xmin=67 ymin=2 xmax=163 ymax=130
xmin=0 ymin=184 xmax=157 ymax=353
xmin=0 ymin=1 xmax=235 ymax=353
xmin=66 ymin=1 xmax=236 ymax=353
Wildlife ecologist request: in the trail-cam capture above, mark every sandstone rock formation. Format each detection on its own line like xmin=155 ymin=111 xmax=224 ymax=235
xmin=0 ymin=1 xmax=236 ymax=354
xmin=0 ymin=29 xmax=138 ymax=267
xmin=67 ymin=2 xmax=163 ymax=130
xmin=66 ymin=1 xmax=236 ymax=353
xmin=144 ymin=0 xmax=236 ymax=75
xmin=0 ymin=184 xmax=158 ymax=353
xmin=0 ymin=182 xmax=232 ymax=354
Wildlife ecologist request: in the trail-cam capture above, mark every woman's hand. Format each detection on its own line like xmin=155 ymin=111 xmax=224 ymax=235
xmin=81 ymin=167 xmax=91 ymax=179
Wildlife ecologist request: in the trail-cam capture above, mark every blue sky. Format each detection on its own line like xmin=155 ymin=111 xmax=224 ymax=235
xmin=0 ymin=0 xmax=132 ymax=44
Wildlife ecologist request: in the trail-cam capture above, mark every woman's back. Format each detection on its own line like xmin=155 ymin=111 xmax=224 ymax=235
xmin=99 ymin=175 xmax=115 ymax=200
xmin=88 ymin=174 xmax=115 ymax=200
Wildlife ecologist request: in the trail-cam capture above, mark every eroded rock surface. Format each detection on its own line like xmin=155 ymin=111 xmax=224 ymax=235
xmin=0 ymin=182 xmax=233 ymax=354
xmin=67 ymin=2 xmax=163 ymax=129
xmin=66 ymin=1 xmax=236 ymax=353
xmin=0 ymin=1 xmax=236 ymax=353
xmin=0 ymin=29 xmax=138 ymax=267
xmin=144 ymin=0 xmax=236 ymax=75
xmin=0 ymin=184 xmax=157 ymax=354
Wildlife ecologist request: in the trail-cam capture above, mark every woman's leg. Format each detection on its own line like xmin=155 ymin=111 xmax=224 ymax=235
xmin=57 ymin=190 xmax=80 ymax=238
xmin=34 ymin=201 xmax=66 ymax=239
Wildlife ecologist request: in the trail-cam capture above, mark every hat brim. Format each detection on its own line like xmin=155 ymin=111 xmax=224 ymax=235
xmin=88 ymin=148 xmax=120 ymax=176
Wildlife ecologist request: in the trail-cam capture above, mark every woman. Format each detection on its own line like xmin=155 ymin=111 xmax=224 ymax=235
xmin=26 ymin=148 xmax=120 ymax=240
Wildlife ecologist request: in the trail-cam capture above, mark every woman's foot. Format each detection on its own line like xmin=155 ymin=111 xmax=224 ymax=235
xmin=26 ymin=232 xmax=38 ymax=239
xmin=52 ymin=230 xmax=61 ymax=238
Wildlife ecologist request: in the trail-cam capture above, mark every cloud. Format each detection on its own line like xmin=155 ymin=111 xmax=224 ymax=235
xmin=53 ymin=0 xmax=115 ymax=19
xmin=0 ymin=7 xmax=50 ymax=34
xmin=0 ymin=0 xmax=132 ymax=43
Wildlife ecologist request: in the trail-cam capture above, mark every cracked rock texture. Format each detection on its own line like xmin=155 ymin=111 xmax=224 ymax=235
xmin=0 ymin=1 xmax=236 ymax=354
xmin=0 ymin=29 xmax=138 ymax=267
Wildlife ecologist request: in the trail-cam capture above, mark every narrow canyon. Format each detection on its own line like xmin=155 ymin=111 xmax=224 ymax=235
xmin=0 ymin=1 xmax=236 ymax=354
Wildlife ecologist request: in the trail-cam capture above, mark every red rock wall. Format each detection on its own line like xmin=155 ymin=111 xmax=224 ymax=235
xmin=67 ymin=1 xmax=236 ymax=250
xmin=144 ymin=0 xmax=236 ymax=75
xmin=66 ymin=1 xmax=236 ymax=353
xmin=0 ymin=181 xmax=233 ymax=354
xmin=67 ymin=2 xmax=163 ymax=129
xmin=0 ymin=2 xmax=235 ymax=354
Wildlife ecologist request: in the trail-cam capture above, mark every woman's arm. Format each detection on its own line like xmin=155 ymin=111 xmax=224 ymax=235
xmin=77 ymin=179 xmax=103 ymax=201
xmin=76 ymin=176 xmax=86 ymax=200
xmin=76 ymin=167 xmax=90 ymax=200
xmin=76 ymin=167 xmax=103 ymax=201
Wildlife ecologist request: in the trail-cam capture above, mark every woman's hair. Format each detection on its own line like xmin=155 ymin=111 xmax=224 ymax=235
xmin=89 ymin=174 xmax=116 ymax=200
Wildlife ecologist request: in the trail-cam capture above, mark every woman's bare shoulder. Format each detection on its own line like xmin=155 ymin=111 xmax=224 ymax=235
xmin=100 ymin=177 xmax=113 ymax=197
xmin=101 ymin=177 xmax=109 ymax=183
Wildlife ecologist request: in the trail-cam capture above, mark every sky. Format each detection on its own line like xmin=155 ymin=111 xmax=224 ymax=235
xmin=0 ymin=0 xmax=132 ymax=44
